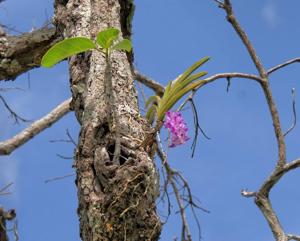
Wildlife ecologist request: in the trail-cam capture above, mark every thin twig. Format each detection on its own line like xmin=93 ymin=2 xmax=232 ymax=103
xmin=0 ymin=98 xmax=71 ymax=155
xmin=284 ymin=88 xmax=296 ymax=137
xmin=0 ymin=95 xmax=31 ymax=123
xmin=133 ymin=69 xmax=165 ymax=97
xmin=44 ymin=173 xmax=75 ymax=184
xmin=157 ymin=145 xmax=206 ymax=241
xmin=50 ymin=129 xmax=77 ymax=146
xmin=268 ymin=58 xmax=300 ymax=75
xmin=0 ymin=183 xmax=13 ymax=194
xmin=56 ymin=154 xmax=73 ymax=160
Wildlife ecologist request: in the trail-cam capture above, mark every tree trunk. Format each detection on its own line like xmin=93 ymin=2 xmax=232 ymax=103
xmin=54 ymin=0 xmax=162 ymax=240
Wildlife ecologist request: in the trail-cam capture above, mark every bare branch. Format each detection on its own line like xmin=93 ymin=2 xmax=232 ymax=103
xmin=44 ymin=173 xmax=75 ymax=184
xmin=287 ymin=234 xmax=300 ymax=241
xmin=49 ymin=129 xmax=77 ymax=146
xmin=133 ymin=69 xmax=165 ymax=97
xmin=214 ymin=1 xmax=293 ymax=240
xmin=241 ymin=189 xmax=256 ymax=198
xmin=0 ymin=98 xmax=71 ymax=155
xmin=220 ymin=0 xmax=266 ymax=77
xmin=284 ymin=88 xmax=297 ymax=137
xmin=0 ymin=27 xmax=61 ymax=80
xmin=0 ymin=182 xmax=13 ymax=194
xmin=268 ymin=58 xmax=300 ymax=75
xmin=157 ymin=148 xmax=192 ymax=241
xmin=203 ymin=72 xmax=262 ymax=84
xmin=0 ymin=94 xmax=31 ymax=123
xmin=215 ymin=0 xmax=286 ymax=166
xmin=178 ymin=95 xmax=210 ymax=158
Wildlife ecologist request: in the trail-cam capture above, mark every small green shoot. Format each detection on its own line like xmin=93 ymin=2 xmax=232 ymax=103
xmin=41 ymin=27 xmax=132 ymax=68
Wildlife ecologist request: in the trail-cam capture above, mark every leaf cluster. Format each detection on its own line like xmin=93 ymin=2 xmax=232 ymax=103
xmin=41 ymin=28 xmax=132 ymax=68
xmin=146 ymin=57 xmax=209 ymax=124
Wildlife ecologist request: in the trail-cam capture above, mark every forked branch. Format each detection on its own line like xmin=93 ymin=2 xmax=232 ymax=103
xmin=214 ymin=1 xmax=300 ymax=241
xmin=0 ymin=98 xmax=71 ymax=155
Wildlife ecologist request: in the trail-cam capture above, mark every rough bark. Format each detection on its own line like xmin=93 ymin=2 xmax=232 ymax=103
xmin=0 ymin=208 xmax=16 ymax=241
xmin=54 ymin=1 xmax=161 ymax=240
xmin=0 ymin=27 xmax=60 ymax=81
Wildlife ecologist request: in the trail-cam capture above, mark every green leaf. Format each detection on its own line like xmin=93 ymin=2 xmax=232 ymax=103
xmin=158 ymin=57 xmax=209 ymax=113
xmin=166 ymin=71 xmax=207 ymax=101
xmin=157 ymin=80 xmax=206 ymax=120
xmin=145 ymin=95 xmax=161 ymax=108
xmin=176 ymin=57 xmax=209 ymax=84
xmin=41 ymin=37 xmax=96 ymax=68
xmin=164 ymin=81 xmax=172 ymax=98
xmin=112 ymin=39 xmax=132 ymax=52
xmin=96 ymin=28 xmax=120 ymax=49
xmin=146 ymin=105 xmax=158 ymax=124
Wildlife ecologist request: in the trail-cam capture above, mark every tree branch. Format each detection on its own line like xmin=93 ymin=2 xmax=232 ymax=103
xmin=0 ymin=98 xmax=71 ymax=155
xmin=0 ymin=27 xmax=61 ymax=81
xmin=214 ymin=1 xmax=293 ymax=240
xmin=217 ymin=0 xmax=286 ymax=166
xmin=268 ymin=58 xmax=300 ymax=75
xmin=287 ymin=234 xmax=300 ymax=241
xmin=221 ymin=0 xmax=266 ymax=78
xmin=133 ymin=69 xmax=165 ymax=97
xmin=203 ymin=72 xmax=262 ymax=84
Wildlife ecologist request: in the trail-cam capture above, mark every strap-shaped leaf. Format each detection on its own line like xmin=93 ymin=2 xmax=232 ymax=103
xmin=165 ymin=71 xmax=207 ymax=102
xmin=179 ymin=71 xmax=207 ymax=89
xmin=112 ymin=39 xmax=132 ymax=52
xmin=97 ymin=28 xmax=120 ymax=49
xmin=41 ymin=37 xmax=96 ymax=68
xmin=145 ymin=95 xmax=161 ymax=108
xmin=159 ymin=58 xmax=209 ymax=112
xmin=157 ymin=80 xmax=206 ymax=120
xmin=146 ymin=105 xmax=158 ymax=124
xmin=164 ymin=81 xmax=172 ymax=97
xmin=175 ymin=57 xmax=209 ymax=84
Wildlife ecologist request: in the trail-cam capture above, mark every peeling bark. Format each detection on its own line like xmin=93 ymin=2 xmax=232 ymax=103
xmin=54 ymin=1 xmax=161 ymax=240
xmin=0 ymin=27 xmax=60 ymax=81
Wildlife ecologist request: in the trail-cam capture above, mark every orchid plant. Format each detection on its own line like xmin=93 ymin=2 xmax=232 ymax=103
xmin=145 ymin=57 xmax=209 ymax=147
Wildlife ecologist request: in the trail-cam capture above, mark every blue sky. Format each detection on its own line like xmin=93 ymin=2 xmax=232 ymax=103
xmin=1 ymin=0 xmax=300 ymax=240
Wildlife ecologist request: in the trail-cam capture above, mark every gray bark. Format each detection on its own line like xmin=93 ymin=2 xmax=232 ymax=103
xmin=0 ymin=27 xmax=60 ymax=81
xmin=54 ymin=0 xmax=161 ymax=240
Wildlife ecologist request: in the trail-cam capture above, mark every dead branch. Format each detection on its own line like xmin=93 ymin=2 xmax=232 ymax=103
xmin=284 ymin=88 xmax=296 ymax=137
xmin=268 ymin=58 xmax=300 ymax=75
xmin=0 ymin=182 xmax=13 ymax=196
xmin=50 ymin=129 xmax=77 ymax=146
xmin=214 ymin=1 xmax=299 ymax=240
xmin=216 ymin=0 xmax=286 ymax=166
xmin=220 ymin=0 xmax=266 ymax=77
xmin=287 ymin=234 xmax=300 ymax=241
xmin=0 ymin=27 xmax=61 ymax=80
xmin=157 ymin=144 xmax=207 ymax=241
xmin=133 ymin=69 xmax=165 ymax=97
xmin=44 ymin=173 xmax=75 ymax=184
xmin=0 ymin=94 xmax=30 ymax=123
xmin=0 ymin=98 xmax=71 ymax=155
xmin=203 ymin=72 xmax=262 ymax=83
